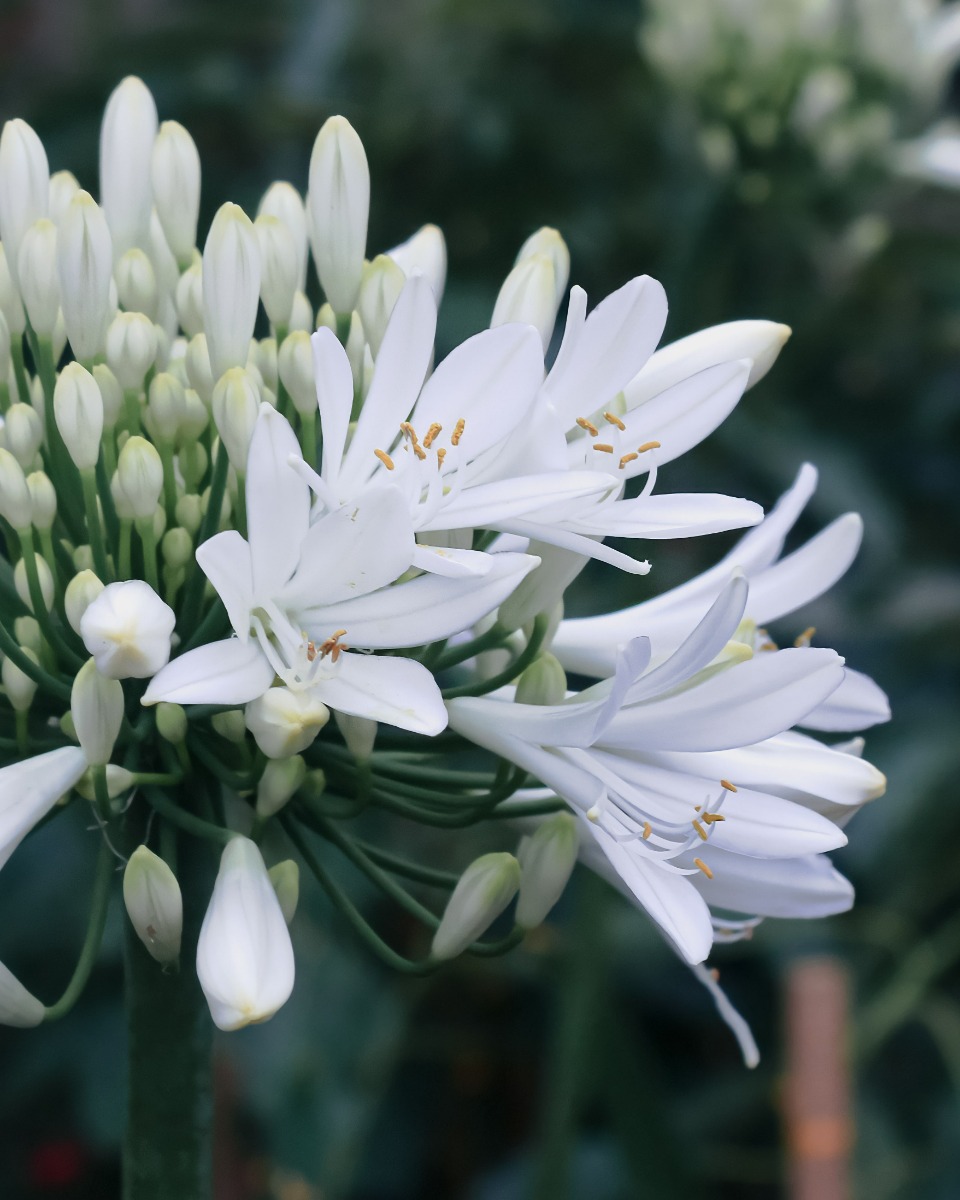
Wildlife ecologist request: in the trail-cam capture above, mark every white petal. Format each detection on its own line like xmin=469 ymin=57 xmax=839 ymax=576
xmin=800 ymin=667 xmax=891 ymax=732
xmin=142 ymin=638 xmax=275 ymax=706
xmin=411 ymin=544 xmax=495 ymax=578
xmin=682 ymin=848 xmax=854 ymax=919
xmin=564 ymin=492 xmax=763 ymax=539
xmin=498 ymin=517 xmax=652 ymax=574
xmin=0 ymin=747 xmax=87 ymax=870
xmin=746 ymin=513 xmax=862 ymax=626
xmin=315 ymin=653 xmax=447 ymax=735
xmin=419 ymin=471 xmax=612 ymax=532
xmin=300 ymin=551 xmax=539 ymax=648
xmin=245 ymin=406 xmax=310 ymax=600
xmin=196 ymin=530 xmax=254 ymax=642
xmin=311 ymin=327 xmax=354 ymax=485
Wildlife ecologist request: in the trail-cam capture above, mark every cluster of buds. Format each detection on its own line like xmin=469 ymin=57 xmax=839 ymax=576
xmin=0 ymin=77 xmax=887 ymax=1062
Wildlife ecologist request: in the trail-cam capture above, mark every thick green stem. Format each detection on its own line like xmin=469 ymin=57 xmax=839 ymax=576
xmin=123 ymin=826 xmax=213 ymax=1200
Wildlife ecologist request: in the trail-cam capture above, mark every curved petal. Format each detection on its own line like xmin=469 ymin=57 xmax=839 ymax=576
xmin=245 ymin=406 xmax=310 ymax=601
xmin=142 ymin=638 xmax=275 ymax=706
xmin=315 ymin=653 xmax=447 ymax=735
xmin=311 ymin=327 xmax=354 ymax=485
xmin=746 ymin=513 xmax=863 ymax=625
xmin=411 ymin=544 xmax=495 ymax=578
xmin=564 ymin=492 xmax=763 ymax=539
xmin=196 ymin=530 xmax=254 ymax=642
xmin=800 ymin=667 xmax=891 ymax=732
xmin=419 ymin=471 xmax=612 ymax=532
xmin=0 ymin=746 xmax=87 ymax=871
xmin=682 ymin=848 xmax=854 ymax=919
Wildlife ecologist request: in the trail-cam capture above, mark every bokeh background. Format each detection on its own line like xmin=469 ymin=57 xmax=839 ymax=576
xmin=0 ymin=0 xmax=958 ymax=1196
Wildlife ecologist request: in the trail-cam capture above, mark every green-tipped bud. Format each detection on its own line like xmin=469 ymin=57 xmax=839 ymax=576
xmin=57 ymin=190 xmax=113 ymax=361
xmin=211 ymin=709 xmax=247 ymax=743
xmin=26 ymin=471 xmax=56 ymax=531
xmin=308 ymin=116 xmax=369 ymax=314
xmin=155 ymin=701 xmax=187 ymax=745
xmin=123 ymin=845 xmax=183 ymax=965
xmin=147 ymin=371 xmax=185 ymax=443
xmin=268 ymin=860 xmax=300 ymax=924
xmin=254 ymin=213 xmax=298 ymax=327
xmin=202 ymin=202 xmax=261 ymax=381
xmin=174 ymin=492 xmax=203 ymax=535
xmin=17 ymin=217 xmax=59 ymax=336
xmin=175 ymin=260 xmax=204 ymax=338
xmin=54 ymin=362 xmax=104 ymax=470
xmin=256 ymin=755 xmax=306 ymax=819
xmin=244 ymin=686 xmax=330 ymax=759
xmin=276 ymin=329 xmax=315 ymax=416
xmin=4 ymin=402 xmax=43 ymax=469
xmin=161 ymin=527 xmax=192 ymax=573
xmin=71 ymin=657 xmax=123 ymax=766
xmin=0 ymin=448 xmax=32 ymax=528
xmin=93 ymin=363 xmax=124 ymax=429
xmin=115 ymin=435 xmax=163 ymax=519
xmin=514 ymin=227 xmax=570 ymax=307
xmin=14 ymin=554 xmax=54 ymax=613
xmin=105 ymin=311 xmax=157 ymax=391
xmin=115 ymin=247 xmax=157 ymax=319
xmin=211 ymin=367 xmax=260 ymax=472
xmin=151 ymin=120 xmax=200 ymax=264
xmin=516 ymin=813 xmax=579 ymax=929
xmin=431 ymin=853 xmax=521 ymax=961
xmin=357 ymin=254 xmax=405 ymax=356
xmin=492 ymin=253 xmax=564 ymax=352
xmin=13 ymin=615 xmax=41 ymax=656
xmin=2 ymin=646 xmax=38 ymax=711
xmin=515 ymin=653 xmax=567 ymax=707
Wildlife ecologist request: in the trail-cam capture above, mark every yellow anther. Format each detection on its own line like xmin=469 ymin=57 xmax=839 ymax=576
xmin=399 ymin=421 xmax=419 ymax=443
xmin=436 ymin=447 xmax=447 ymax=470
xmin=592 ymin=442 xmax=614 ymax=454
xmin=413 ymin=444 xmax=427 ymax=461
xmin=720 ymin=779 xmax=738 ymax=793
xmin=794 ymin=626 xmax=816 ymax=647
xmin=576 ymin=417 xmax=600 ymax=436
xmin=709 ymin=967 xmax=720 ymax=982
xmin=692 ymin=819 xmax=708 ymax=841
xmin=604 ymin=411 xmax=626 ymax=430
xmin=422 ymin=422 xmax=442 ymax=448
xmin=694 ymin=805 xmax=702 ymax=812
xmin=702 ymin=813 xmax=726 ymax=824
xmin=451 ymin=418 xmax=466 ymax=446
xmin=318 ymin=629 xmax=349 ymax=662
xmin=642 ymin=821 xmax=652 ymax=840
xmin=619 ymin=452 xmax=638 ymax=469
xmin=374 ymin=449 xmax=395 ymax=470
xmin=693 ymin=857 xmax=714 ymax=879
xmin=637 ymin=440 xmax=661 ymax=453
xmin=587 ymin=805 xmax=601 ymax=823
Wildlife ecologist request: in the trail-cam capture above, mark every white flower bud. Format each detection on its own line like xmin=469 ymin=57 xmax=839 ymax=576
xmin=99 ymin=76 xmax=158 ymax=258
xmin=516 ymin=813 xmax=579 ymax=929
xmin=26 ymin=471 xmax=56 ymax=530
xmin=174 ymin=492 xmax=203 ymax=535
xmin=514 ymin=653 xmax=568 ymax=707
xmin=71 ymin=656 xmax=123 ymax=766
xmin=244 ymin=687 xmax=330 ymax=759
xmin=184 ymin=333 xmax=215 ymax=403
xmin=13 ymin=616 xmax=41 ymax=654
xmin=288 ymin=289 xmax=313 ymax=333
xmin=48 ymin=170 xmax=80 ymax=224
xmin=0 ymin=244 xmax=25 ymax=335
xmin=161 ymin=527 xmax=192 ymax=572
xmin=123 ymin=845 xmax=183 ymax=965
xmin=357 ymin=254 xmax=405 ymax=357
xmin=179 ymin=432 xmax=208 ymax=484
xmin=256 ymin=755 xmax=306 ymax=819
xmin=14 ymin=553 xmax=54 ymax=613
xmin=211 ymin=708 xmax=246 ymax=742
xmin=0 ymin=118 xmax=49 ymax=290
xmin=202 ymin=203 xmax=261 ymax=382
xmin=72 ymin=544 xmax=94 ymax=572
xmin=431 ymin=853 xmax=521 ymax=961
xmin=57 ymin=190 xmax=113 ymax=362
xmin=4 ymin=403 xmax=43 ymax=468
xmin=0 ymin=310 xmax=10 ymax=380
xmin=514 ymin=227 xmax=570 ymax=308
xmin=277 ymin=330 xmax=316 ymax=415
xmin=2 ymin=646 xmax=38 ymax=712
xmin=93 ymin=363 xmax=123 ymax=429
xmin=115 ymin=247 xmax=157 ymax=319
xmin=258 ymin=181 xmax=308 ymax=291
xmin=344 ymin=309 xmax=367 ymax=395
xmin=80 ymin=579 xmax=175 ymax=679
xmin=17 ymin=218 xmax=59 ymax=336
xmin=197 ymin=836 xmax=295 ymax=1031
xmin=105 ymin=311 xmax=157 ymax=391
xmin=0 ymin=960 xmax=44 ymax=1028
xmin=64 ymin=569 xmax=104 ymax=635
xmin=75 ymin=763 xmax=136 ymax=801
xmin=147 ymin=371 xmax=185 ymax=443
xmin=268 ymin=860 xmax=299 ymax=925
xmin=211 ymin=367 xmax=260 ymax=473
xmin=54 ymin=362 xmax=104 ymax=470
xmin=387 ymin=223 xmax=447 ymax=302
xmin=251 ymin=337 xmax=278 ymax=393
xmin=333 ymin=711 xmax=377 ymax=761
xmin=115 ymin=435 xmax=163 ymax=519
xmin=151 ymin=120 xmax=200 ymax=264
xmin=308 ymin=116 xmax=369 ymax=313
xmin=492 ymin=254 xmax=564 ymax=351
xmin=175 ymin=260 xmax=203 ymax=338
xmin=254 ymin=213 xmax=298 ymax=327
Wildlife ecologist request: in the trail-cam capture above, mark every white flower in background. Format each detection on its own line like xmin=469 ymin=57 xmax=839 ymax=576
xmin=196 ymin=837 xmax=294 ymax=1031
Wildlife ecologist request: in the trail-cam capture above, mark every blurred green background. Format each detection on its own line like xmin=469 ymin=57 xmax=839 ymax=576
xmin=0 ymin=0 xmax=958 ymax=1196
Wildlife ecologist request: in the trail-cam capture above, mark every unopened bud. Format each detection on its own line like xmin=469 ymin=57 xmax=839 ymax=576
xmin=333 ymin=711 xmax=377 ymax=760
xmin=515 ymin=653 xmax=567 ymax=707
xmin=93 ymin=363 xmax=123 ymax=429
xmin=277 ymin=330 xmax=316 ymax=415
xmin=268 ymin=860 xmax=300 ymax=924
xmin=258 ymin=181 xmax=308 ymax=291
xmin=155 ymin=701 xmax=188 ymax=744
xmin=174 ymin=492 xmax=203 ymax=535
xmin=81 ymin=579 xmax=175 ymax=679
xmin=431 ymin=853 xmax=521 ymax=961
xmin=147 ymin=371 xmax=185 ymax=443
xmin=2 ymin=647 xmax=38 ymax=711
xmin=75 ymin=763 xmax=136 ymax=801
xmin=54 ymin=362 xmax=104 ymax=470
xmin=99 ymin=76 xmax=158 ymax=258
xmin=202 ymin=203 xmax=261 ymax=381
xmin=48 ymin=170 xmax=80 ymax=223
xmin=256 ymin=755 xmax=306 ymax=818
xmin=175 ymin=258 xmax=204 ymax=337
xmin=26 ymin=471 xmax=56 ymax=531
xmin=211 ymin=367 xmax=260 ymax=472
xmin=72 ymin=545 xmax=94 ymax=573
xmin=115 ymin=435 xmax=163 ymax=519
xmin=179 ymin=441 xmax=208 ymax=493
xmin=17 ymin=218 xmax=59 ymax=336
xmin=0 ymin=245 xmax=25 ymax=336
xmin=514 ymin=228 xmax=570 ymax=308
xmin=57 ymin=191 xmax=113 ymax=361
xmin=492 ymin=253 xmax=564 ymax=351
xmin=289 ymin=290 xmax=313 ymax=333
xmin=14 ymin=554 xmax=54 ymax=613
xmin=387 ymin=223 xmax=447 ymax=302
xmin=308 ymin=116 xmax=369 ymax=313
xmin=357 ymin=254 xmax=405 ymax=356
xmin=184 ymin=333 xmax=215 ymax=403
xmin=211 ymin=708 xmax=247 ymax=743
xmin=161 ymin=527 xmax=192 ymax=573
xmin=0 ymin=448 xmax=33 ymax=530
xmin=0 ymin=961 xmax=44 ymax=1028
xmin=105 ymin=311 xmax=157 ymax=391
xmin=151 ymin=121 xmax=200 ymax=264
xmin=244 ymin=686 xmax=330 ymax=759
xmin=13 ymin=616 xmax=41 ymax=656
xmin=64 ymin=569 xmax=104 ymax=635
xmin=115 ymin=247 xmax=157 ymax=319
xmin=123 ymin=845 xmax=183 ymax=965
xmin=71 ymin=657 xmax=123 ymax=766
xmin=179 ymin=387 xmax=209 ymax=443
xmin=254 ymin=213 xmax=298 ymax=327
xmin=4 ymin=403 xmax=43 ymax=469
xmin=516 ymin=813 xmax=579 ymax=929
xmin=0 ymin=118 xmax=49 ymax=290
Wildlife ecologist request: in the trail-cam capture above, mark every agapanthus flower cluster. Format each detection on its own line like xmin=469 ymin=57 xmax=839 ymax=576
xmin=0 ymin=76 xmax=888 ymax=1059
